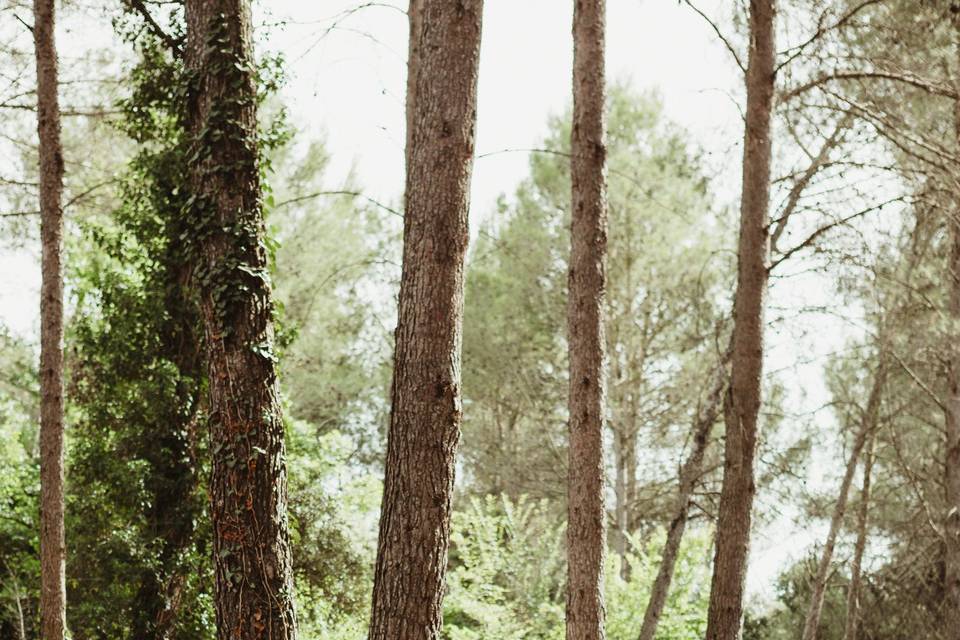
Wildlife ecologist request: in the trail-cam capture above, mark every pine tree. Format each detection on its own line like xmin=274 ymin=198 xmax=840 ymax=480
xmin=367 ymin=0 xmax=483 ymax=637
xmin=567 ymin=0 xmax=608 ymax=638
xmin=183 ymin=0 xmax=297 ymax=637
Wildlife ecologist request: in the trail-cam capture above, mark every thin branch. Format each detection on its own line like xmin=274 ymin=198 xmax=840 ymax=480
xmin=124 ymin=0 xmax=183 ymax=55
xmin=274 ymin=189 xmax=402 ymax=218
xmin=775 ymin=0 xmax=886 ymax=74
xmin=769 ymin=196 xmax=903 ymax=270
xmin=780 ymin=71 xmax=957 ymax=103
xmin=680 ymin=0 xmax=745 ymax=75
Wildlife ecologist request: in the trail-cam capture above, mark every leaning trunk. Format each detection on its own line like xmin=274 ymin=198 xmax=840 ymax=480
xmin=566 ymin=1 xmax=609 ymax=638
xmin=704 ymin=1 xmax=775 ymax=638
xmin=638 ymin=350 xmax=728 ymax=640
xmin=801 ymin=361 xmax=885 ymax=640
xmin=33 ymin=1 xmax=66 ymax=638
xmin=842 ymin=431 xmax=875 ymax=640
xmin=366 ymin=1 xmax=483 ymax=638
xmin=184 ymin=0 xmax=297 ymax=637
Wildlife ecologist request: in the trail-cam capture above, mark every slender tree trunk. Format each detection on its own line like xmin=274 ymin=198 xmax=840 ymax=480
xmin=367 ymin=1 xmax=482 ymax=638
xmin=614 ymin=427 xmax=629 ymax=572
xmin=704 ymin=2 xmax=775 ymax=638
xmin=946 ymin=38 xmax=960 ymax=636
xmin=801 ymin=362 xmax=885 ymax=640
xmin=567 ymin=1 xmax=608 ymax=638
xmin=184 ymin=1 xmax=297 ymax=638
xmin=638 ymin=351 xmax=728 ymax=640
xmin=842 ymin=431 xmax=875 ymax=640
xmin=33 ymin=1 xmax=66 ymax=638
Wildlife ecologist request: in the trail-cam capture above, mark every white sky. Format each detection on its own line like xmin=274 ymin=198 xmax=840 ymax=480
xmin=1 ymin=0 xmax=873 ymax=606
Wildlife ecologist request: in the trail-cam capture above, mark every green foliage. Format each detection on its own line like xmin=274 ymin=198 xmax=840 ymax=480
xmin=441 ymin=495 xmax=712 ymax=640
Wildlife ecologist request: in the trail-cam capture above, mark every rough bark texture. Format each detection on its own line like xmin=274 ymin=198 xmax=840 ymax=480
xmin=567 ymin=1 xmax=608 ymax=638
xmin=704 ymin=2 xmax=775 ymax=638
xmin=33 ymin=1 xmax=67 ymax=638
xmin=637 ymin=350 xmax=729 ymax=640
xmin=184 ymin=1 xmax=297 ymax=638
xmin=801 ymin=362 xmax=884 ymax=640
xmin=842 ymin=432 xmax=875 ymax=640
xmin=946 ymin=46 xmax=960 ymax=637
xmin=366 ymin=1 xmax=482 ymax=638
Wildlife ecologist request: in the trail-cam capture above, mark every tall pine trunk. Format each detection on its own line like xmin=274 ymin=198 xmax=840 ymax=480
xmin=567 ymin=0 xmax=608 ymax=638
xmin=33 ymin=1 xmax=66 ymax=638
xmin=946 ymin=36 xmax=960 ymax=635
xmin=801 ymin=361 xmax=885 ymax=640
xmin=367 ymin=1 xmax=483 ymax=637
xmin=638 ymin=350 xmax=728 ymax=640
xmin=842 ymin=431 xmax=875 ymax=640
xmin=704 ymin=2 xmax=775 ymax=638
xmin=184 ymin=1 xmax=297 ymax=637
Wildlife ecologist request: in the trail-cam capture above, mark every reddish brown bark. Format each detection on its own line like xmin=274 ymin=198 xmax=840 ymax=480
xmin=704 ymin=1 xmax=776 ymax=638
xmin=366 ymin=1 xmax=483 ymax=638
xmin=33 ymin=1 xmax=66 ymax=638
xmin=567 ymin=1 xmax=608 ymax=638
xmin=184 ymin=1 xmax=297 ymax=638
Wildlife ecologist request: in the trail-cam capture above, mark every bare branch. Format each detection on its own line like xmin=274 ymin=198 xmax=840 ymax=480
xmin=680 ymin=0 xmax=745 ymax=75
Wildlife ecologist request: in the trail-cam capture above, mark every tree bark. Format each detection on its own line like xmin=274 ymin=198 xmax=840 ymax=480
xmin=946 ymin=34 xmax=960 ymax=636
xmin=567 ymin=1 xmax=608 ymax=638
xmin=184 ymin=1 xmax=297 ymax=638
xmin=33 ymin=1 xmax=66 ymax=638
xmin=842 ymin=431 xmax=875 ymax=640
xmin=704 ymin=2 xmax=775 ymax=638
xmin=637 ymin=350 xmax=728 ymax=640
xmin=366 ymin=1 xmax=483 ymax=638
xmin=801 ymin=362 xmax=885 ymax=640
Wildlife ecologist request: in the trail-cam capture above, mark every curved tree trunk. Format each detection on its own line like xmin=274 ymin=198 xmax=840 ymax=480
xmin=366 ymin=1 xmax=483 ymax=638
xmin=842 ymin=431 xmax=875 ymax=640
xmin=33 ymin=1 xmax=66 ymax=638
xmin=801 ymin=361 xmax=885 ymax=640
xmin=567 ymin=1 xmax=608 ymax=638
xmin=704 ymin=2 xmax=775 ymax=638
xmin=184 ymin=1 xmax=297 ymax=638
xmin=637 ymin=349 xmax=729 ymax=640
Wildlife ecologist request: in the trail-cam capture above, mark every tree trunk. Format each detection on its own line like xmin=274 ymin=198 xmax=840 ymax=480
xmin=366 ymin=1 xmax=483 ymax=638
xmin=842 ymin=431 xmax=875 ymax=640
xmin=801 ymin=362 xmax=885 ymax=640
xmin=704 ymin=1 xmax=775 ymax=638
xmin=33 ymin=1 xmax=66 ymax=638
xmin=946 ymin=39 xmax=960 ymax=637
xmin=567 ymin=1 xmax=608 ymax=638
xmin=184 ymin=1 xmax=297 ymax=638
xmin=637 ymin=350 xmax=728 ymax=640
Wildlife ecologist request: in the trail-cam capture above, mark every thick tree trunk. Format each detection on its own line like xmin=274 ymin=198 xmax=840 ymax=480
xmin=184 ymin=1 xmax=297 ymax=638
xmin=842 ymin=431 xmax=875 ymax=640
xmin=637 ymin=351 xmax=728 ymax=640
xmin=801 ymin=362 xmax=884 ymax=640
xmin=33 ymin=1 xmax=66 ymax=638
xmin=366 ymin=1 xmax=482 ymax=638
xmin=704 ymin=2 xmax=775 ymax=638
xmin=567 ymin=1 xmax=608 ymax=638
